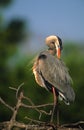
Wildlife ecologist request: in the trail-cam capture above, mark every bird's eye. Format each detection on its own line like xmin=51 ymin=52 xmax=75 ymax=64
xmin=57 ymin=36 xmax=63 ymax=50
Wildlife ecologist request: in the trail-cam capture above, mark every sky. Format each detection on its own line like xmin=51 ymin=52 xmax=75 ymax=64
xmin=3 ymin=0 xmax=84 ymax=52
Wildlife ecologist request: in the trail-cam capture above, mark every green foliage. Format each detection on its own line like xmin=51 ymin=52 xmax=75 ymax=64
xmin=0 ymin=0 xmax=13 ymax=7
xmin=0 ymin=0 xmax=31 ymax=122
xmin=60 ymin=43 xmax=84 ymax=123
xmin=5 ymin=19 xmax=26 ymax=44
xmin=0 ymin=19 xmax=26 ymax=44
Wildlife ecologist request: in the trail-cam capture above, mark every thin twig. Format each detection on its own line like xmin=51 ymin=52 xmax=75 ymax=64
xmin=0 ymin=97 xmax=14 ymax=111
xmin=23 ymin=95 xmax=42 ymax=119
xmin=25 ymin=116 xmax=45 ymax=124
xmin=40 ymin=110 xmax=52 ymax=115
xmin=9 ymin=82 xmax=24 ymax=99
xmin=21 ymin=102 xmax=53 ymax=108
xmin=9 ymin=87 xmax=17 ymax=91
xmin=61 ymin=121 xmax=84 ymax=128
xmin=16 ymin=82 xmax=24 ymax=99
xmin=22 ymin=96 xmax=53 ymax=119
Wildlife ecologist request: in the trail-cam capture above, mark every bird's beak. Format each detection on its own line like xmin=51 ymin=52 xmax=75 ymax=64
xmin=55 ymin=42 xmax=61 ymax=59
xmin=57 ymin=47 xmax=61 ymax=59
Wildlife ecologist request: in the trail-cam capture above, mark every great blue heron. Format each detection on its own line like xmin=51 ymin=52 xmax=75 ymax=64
xmin=33 ymin=35 xmax=75 ymax=123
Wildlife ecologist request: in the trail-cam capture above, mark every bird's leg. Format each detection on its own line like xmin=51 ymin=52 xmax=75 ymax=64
xmin=56 ymin=99 xmax=59 ymax=126
xmin=50 ymin=87 xmax=60 ymax=126
xmin=50 ymin=87 xmax=57 ymax=123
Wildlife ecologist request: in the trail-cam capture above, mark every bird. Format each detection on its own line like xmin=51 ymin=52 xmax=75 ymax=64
xmin=32 ymin=35 xmax=75 ymax=123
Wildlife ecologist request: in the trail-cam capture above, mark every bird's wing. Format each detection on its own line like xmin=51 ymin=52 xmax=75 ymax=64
xmin=38 ymin=51 xmax=75 ymax=102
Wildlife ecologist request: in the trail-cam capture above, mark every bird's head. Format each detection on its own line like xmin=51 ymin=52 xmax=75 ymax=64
xmin=45 ymin=35 xmax=63 ymax=59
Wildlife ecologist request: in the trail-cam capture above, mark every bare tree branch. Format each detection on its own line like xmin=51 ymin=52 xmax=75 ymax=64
xmin=0 ymin=97 xmax=14 ymax=111
xmin=0 ymin=84 xmax=84 ymax=130
xmin=25 ymin=116 xmax=46 ymax=124
xmin=0 ymin=85 xmax=54 ymax=130
xmin=21 ymin=102 xmax=53 ymax=108
xmin=61 ymin=121 xmax=84 ymax=128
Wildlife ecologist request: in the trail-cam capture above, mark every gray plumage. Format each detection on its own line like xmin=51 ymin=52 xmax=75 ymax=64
xmin=33 ymin=35 xmax=75 ymax=105
xmin=33 ymin=51 xmax=75 ymax=104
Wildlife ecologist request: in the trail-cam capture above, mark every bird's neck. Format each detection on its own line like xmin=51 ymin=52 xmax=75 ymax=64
xmin=48 ymin=48 xmax=56 ymax=56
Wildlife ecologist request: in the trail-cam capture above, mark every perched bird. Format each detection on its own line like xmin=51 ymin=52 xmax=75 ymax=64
xmin=33 ymin=35 xmax=75 ymax=122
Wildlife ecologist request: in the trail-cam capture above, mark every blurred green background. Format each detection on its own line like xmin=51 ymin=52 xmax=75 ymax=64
xmin=0 ymin=0 xmax=84 ymax=125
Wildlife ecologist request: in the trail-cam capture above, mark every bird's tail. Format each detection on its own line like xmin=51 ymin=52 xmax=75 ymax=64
xmin=58 ymin=92 xmax=70 ymax=105
xmin=58 ymin=85 xmax=75 ymax=105
xmin=66 ymin=85 xmax=75 ymax=102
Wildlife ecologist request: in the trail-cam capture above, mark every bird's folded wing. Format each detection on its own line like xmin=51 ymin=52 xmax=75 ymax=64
xmin=38 ymin=51 xmax=75 ymax=101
